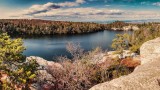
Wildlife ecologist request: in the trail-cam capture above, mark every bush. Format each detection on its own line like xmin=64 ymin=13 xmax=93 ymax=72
xmin=66 ymin=42 xmax=84 ymax=60
xmin=46 ymin=46 xmax=133 ymax=90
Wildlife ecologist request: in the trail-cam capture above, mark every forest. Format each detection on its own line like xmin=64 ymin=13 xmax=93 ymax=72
xmin=0 ymin=19 xmax=132 ymax=36
xmin=0 ymin=19 xmax=104 ymax=35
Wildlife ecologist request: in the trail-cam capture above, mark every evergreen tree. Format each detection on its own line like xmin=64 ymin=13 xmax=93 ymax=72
xmin=111 ymin=33 xmax=129 ymax=54
xmin=0 ymin=33 xmax=38 ymax=89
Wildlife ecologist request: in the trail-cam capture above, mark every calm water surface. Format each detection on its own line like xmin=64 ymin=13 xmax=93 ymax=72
xmin=23 ymin=30 xmax=130 ymax=61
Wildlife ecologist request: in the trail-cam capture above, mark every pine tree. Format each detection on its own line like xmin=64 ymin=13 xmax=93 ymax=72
xmin=111 ymin=33 xmax=129 ymax=54
xmin=0 ymin=33 xmax=38 ymax=89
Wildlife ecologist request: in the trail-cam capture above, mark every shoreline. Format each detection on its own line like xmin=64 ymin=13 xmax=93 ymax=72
xmin=11 ymin=30 xmax=133 ymax=39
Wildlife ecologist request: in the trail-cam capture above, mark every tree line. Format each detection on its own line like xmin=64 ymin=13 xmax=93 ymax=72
xmin=0 ymin=19 xmax=132 ymax=36
xmin=0 ymin=19 xmax=105 ymax=35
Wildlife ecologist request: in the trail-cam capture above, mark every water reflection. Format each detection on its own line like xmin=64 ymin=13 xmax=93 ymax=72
xmin=23 ymin=30 xmax=130 ymax=61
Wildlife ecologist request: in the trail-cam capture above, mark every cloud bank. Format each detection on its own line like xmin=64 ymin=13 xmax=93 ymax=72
xmin=1 ymin=0 xmax=160 ymax=21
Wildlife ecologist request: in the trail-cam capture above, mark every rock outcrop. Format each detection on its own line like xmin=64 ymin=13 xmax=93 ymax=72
xmin=27 ymin=56 xmax=63 ymax=69
xmin=92 ymin=53 xmax=109 ymax=64
xmin=140 ymin=37 xmax=160 ymax=64
xmin=26 ymin=56 xmax=63 ymax=90
xmin=111 ymin=25 xmax=139 ymax=31
xmin=90 ymin=37 xmax=160 ymax=90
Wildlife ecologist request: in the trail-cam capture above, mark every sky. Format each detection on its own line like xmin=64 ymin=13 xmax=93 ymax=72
xmin=0 ymin=0 xmax=160 ymax=22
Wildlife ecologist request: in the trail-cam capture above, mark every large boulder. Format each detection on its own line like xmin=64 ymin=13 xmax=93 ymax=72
xmin=140 ymin=37 xmax=160 ymax=64
xmin=90 ymin=38 xmax=160 ymax=90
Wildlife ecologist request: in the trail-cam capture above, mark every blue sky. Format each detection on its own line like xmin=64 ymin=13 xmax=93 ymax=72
xmin=0 ymin=0 xmax=160 ymax=22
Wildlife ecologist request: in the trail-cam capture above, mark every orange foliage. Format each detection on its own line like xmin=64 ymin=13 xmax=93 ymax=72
xmin=121 ymin=58 xmax=140 ymax=68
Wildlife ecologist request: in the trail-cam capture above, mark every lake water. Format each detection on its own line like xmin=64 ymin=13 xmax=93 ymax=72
xmin=23 ymin=30 xmax=130 ymax=61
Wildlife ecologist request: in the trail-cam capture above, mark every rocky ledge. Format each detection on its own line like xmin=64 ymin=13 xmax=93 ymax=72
xmin=111 ymin=25 xmax=139 ymax=31
xmin=90 ymin=37 xmax=160 ymax=90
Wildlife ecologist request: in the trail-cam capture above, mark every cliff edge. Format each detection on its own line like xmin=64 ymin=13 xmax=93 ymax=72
xmin=90 ymin=38 xmax=160 ymax=90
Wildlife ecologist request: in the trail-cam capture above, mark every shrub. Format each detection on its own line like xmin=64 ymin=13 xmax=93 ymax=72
xmin=46 ymin=46 xmax=133 ymax=90
xmin=66 ymin=42 xmax=84 ymax=60
xmin=111 ymin=33 xmax=130 ymax=54
xmin=106 ymin=65 xmax=132 ymax=80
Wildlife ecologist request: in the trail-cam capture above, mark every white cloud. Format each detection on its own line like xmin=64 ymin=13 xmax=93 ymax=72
xmin=23 ymin=2 xmax=60 ymax=15
xmin=105 ymin=5 xmax=111 ymax=7
xmin=32 ymin=8 xmax=123 ymax=17
xmin=1 ymin=0 xmax=160 ymax=21
xmin=58 ymin=2 xmax=79 ymax=7
xmin=76 ymin=0 xmax=85 ymax=4
xmin=153 ymin=2 xmax=160 ymax=6
xmin=58 ymin=0 xmax=85 ymax=7
xmin=23 ymin=0 xmax=86 ymax=15
xmin=141 ymin=2 xmax=147 ymax=5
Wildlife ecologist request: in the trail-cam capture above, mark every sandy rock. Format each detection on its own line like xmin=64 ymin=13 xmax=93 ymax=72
xmin=111 ymin=26 xmax=139 ymax=31
xmin=26 ymin=56 xmax=63 ymax=69
xmin=92 ymin=53 xmax=112 ymax=64
xmin=140 ymin=37 xmax=160 ymax=64
xmin=107 ymin=50 xmax=137 ymax=59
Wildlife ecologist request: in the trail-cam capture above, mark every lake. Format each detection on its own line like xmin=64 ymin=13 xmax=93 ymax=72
xmin=23 ymin=30 xmax=131 ymax=61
